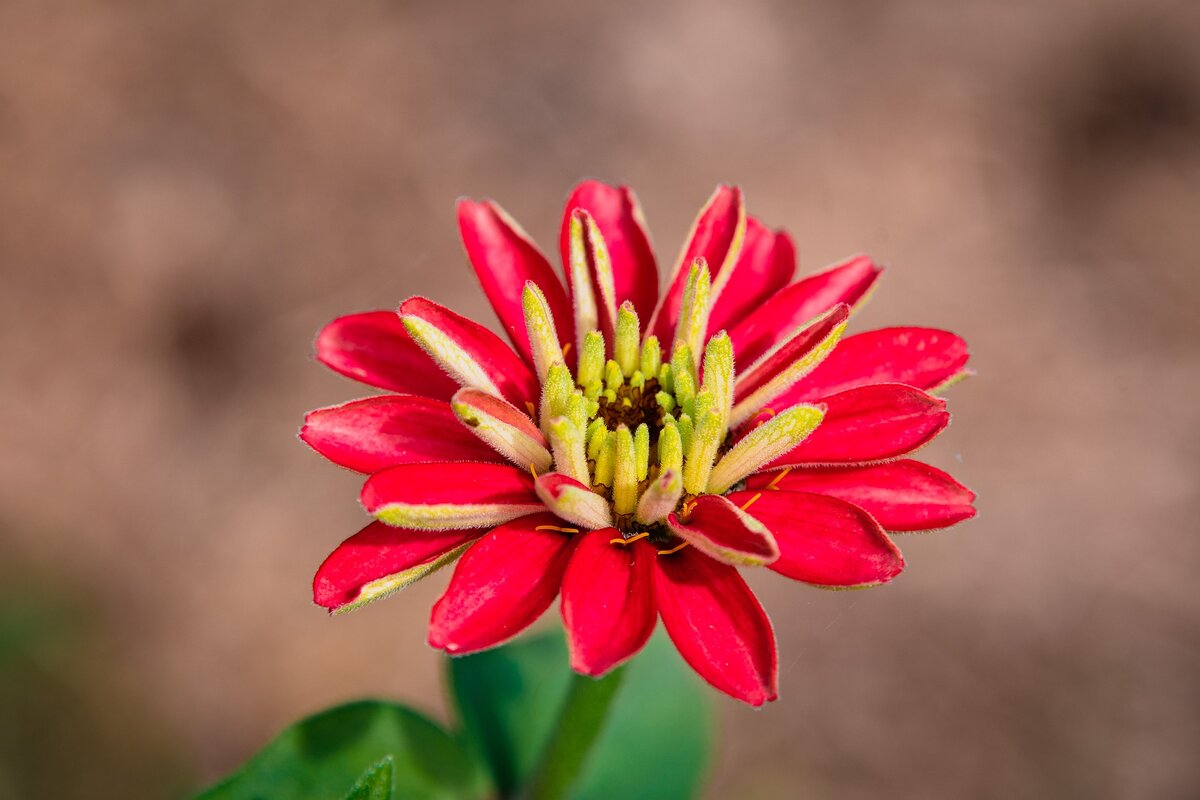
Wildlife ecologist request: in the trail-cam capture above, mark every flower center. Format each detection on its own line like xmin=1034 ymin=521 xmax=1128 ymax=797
xmin=521 ymin=250 xmax=827 ymax=551
xmin=592 ymin=376 xmax=664 ymax=440
xmin=523 ymin=260 xmax=735 ymax=547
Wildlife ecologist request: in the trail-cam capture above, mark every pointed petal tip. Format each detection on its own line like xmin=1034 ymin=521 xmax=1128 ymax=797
xmin=534 ymin=472 xmax=612 ymax=529
xmin=734 ymin=490 xmax=905 ymax=587
xmin=667 ymin=495 xmax=781 ymax=567
xmin=711 ymin=183 xmax=743 ymax=200
xmin=396 ymin=294 xmax=429 ymax=317
xmin=312 ymin=522 xmax=478 ymax=613
xmin=302 ymin=395 xmax=504 ymax=473
xmin=562 ymin=530 xmax=657 ymax=677
xmin=568 ymin=176 xmax=617 ymax=196
xmin=314 ymin=309 xmax=460 ymax=397
xmin=655 ymin=548 xmax=778 ymax=706
xmin=455 ymin=204 xmax=574 ymax=365
xmin=428 ymin=513 xmax=577 ymax=655
xmin=361 ymin=462 xmax=541 ymax=530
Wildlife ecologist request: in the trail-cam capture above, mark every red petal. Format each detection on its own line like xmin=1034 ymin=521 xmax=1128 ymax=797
xmin=733 ymin=303 xmax=850 ymax=405
xmin=533 ymin=472 xmax=613 ymax=529
xmin=429 ymin=513 xmax=578 ymax=654
xmin=399 ymin=297 xmax=539 ymax=410
xmin=301 ymin=395 xmax=503 ymax=474
xmin=666 ymin=494 xmax=780 ymax=566
xmin=361 ymin=462 xmax=542 ymax=529
xmin=747 ymin=459 xmax=976 ymax=531
xmin=729 ymin=490 xmax=903 ymax=587
xmin=560 ymin=530 xmax=657 ymax=676
xmin=655 ymin=547 xmax=778 ymax=706
xmin=647 ymin=185 xmax=744 ymax=344
xmin=313 ymin=522 xmax=480 ymax=612
xmin=706 ymin=217 xmax=795 ymax=336
xmin=558 ymin=180 xmax=659 ymax=321
xmin=458 ymin=199 xmax=574 ymax=365
xmin=779 ymin=327 xmax=970 ymax=404
xmin=729 ymin=255 xmax=881 ymax=364
xmin=314 ymin=311 xmax=459 ymax=398
xmin=451 ymin=389 xmax=540 ymax=437
xmin=771 ymin=384 xmax=949 ymax=466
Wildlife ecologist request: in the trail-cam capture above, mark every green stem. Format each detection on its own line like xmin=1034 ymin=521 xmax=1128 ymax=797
xmin=522 ymin=667 xmax=625 ymax=800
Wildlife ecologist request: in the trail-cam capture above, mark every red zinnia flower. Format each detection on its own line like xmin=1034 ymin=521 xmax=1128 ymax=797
xmin=302 ymin=181 xmax=974 ymax=706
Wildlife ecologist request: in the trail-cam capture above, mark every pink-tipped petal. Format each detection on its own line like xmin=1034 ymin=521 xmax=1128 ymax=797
xmin=301 ymin=395 xmax=503 ymax=474
xmin=780 ymin=327 xmax=971 ymax=404
xmin=429 ymin=513 xmax=578 ymax=654
xmin=561 ymin=530 xmax=657 ymax=676
xmin=770 ymin=383 xmax=949 ymax=466
xmin=729 ymin=490 xmax=904 ymax=587
xmin=399 ymin=297 xmax=539 ymax=410
xmin=655 ymin=547 xmax=778 ymax=706
xmin=361 ymin=462 xmax=542 ymax=530
xmin=706 ymin=218 xmax=796 ymax=336
xmin=648 ymin=185 xmax=745 ymax=344
xmin=729 ymin=255 xmax=882 ymax=364
xmin=313 ymin=522 xmax=480 ymax=613
xmin=559 ymin=180 xmax=659 ymax=321
xmin=747 ymin=459 xmax=976 ymax=531
xmin=451 ymin=389 xmax=552 ymax=472
xmin=666 ymin=494 xmax=780 ymax=567
xmin=315 ymin=311 xmax=460 ymax=398
xmin=533 ymin=472 xmax=613 ymax=530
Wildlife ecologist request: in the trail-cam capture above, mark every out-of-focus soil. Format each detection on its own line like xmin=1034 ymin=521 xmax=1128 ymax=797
xmin=1 ymin=1 xmax=1198 ymax=797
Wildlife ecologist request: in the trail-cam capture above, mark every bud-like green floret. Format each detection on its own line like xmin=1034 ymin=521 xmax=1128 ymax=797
xmin=676 ymin=413 xmax=694 ymax=455
xmin=673 ymin=258 xmax=712 ymax=367
xmin=593 ymin=433 xmax=616 ymax=489
xmin=540 ymin=363 xmax=573 ymax=431
xmin=640 ymin=336 xmax=662 ymax=378
xmin=658 ymin=421 xmax=683 ymax=474
xmin=683 ymin=409 xmax=724 ymax=495
xmin=614 ymin=302 xmax=640 ymax=377
xmin=521 ymin=282 xmax=564 ymax=384
xmin=548 ymin=416 xmax=590 ymax=485
xmin=604 ymin=359 xmax=624 ymax=391
xmin=577 ymin=330 xmax=606 ymax=388
xmin=612 ymin=425 xmax=638 ymax=515
xmin=634 ymin=423 xmax=650 ymax=482
xmin=701 ymin=332 xmax=734 ymax=431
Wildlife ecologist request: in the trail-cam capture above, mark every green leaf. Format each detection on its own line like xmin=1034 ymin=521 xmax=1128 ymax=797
xmin=195 ymin=700 xmax=487 ymax=800
xmin=343 ymin=757 xmax=394 ymax=800
xmin=572 ymin=631 xmax=714 ymax=799
xmin=448 ymin=628 xmax=713 ymax=800
xmin=448 ymin=631 xmax=574 ymax=796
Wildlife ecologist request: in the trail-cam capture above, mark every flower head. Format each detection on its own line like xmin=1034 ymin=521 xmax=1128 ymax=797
xmin=302 ymin=181 xmax=975 ymax=705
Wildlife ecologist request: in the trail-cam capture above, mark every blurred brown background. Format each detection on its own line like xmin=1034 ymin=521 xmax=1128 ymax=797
xmin=2 ymin=1 xmax=1199 ymax=798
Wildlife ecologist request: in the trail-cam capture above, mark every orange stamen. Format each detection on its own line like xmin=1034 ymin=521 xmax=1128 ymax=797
xmin=752 ymin=407 xmax=777 ymax=430
xmin=525 ymin=401 xmax=537 ymax=418
xmin=610 ymin=532 xmax=650 ymax=545
xmin=530 ymin=463 xmax=539 ymax=481
xmin=740 ymin=492 xmax=763 ymax=511
xmin=764 ymin=467 xmax=792 ymax=491
xmin=536 ymin=524 xmax=580 ymax=534
xmin=657 ymin=541 xmax=690 ymax=556
xmin=561 ymin=342 xmax=572 ymax=358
